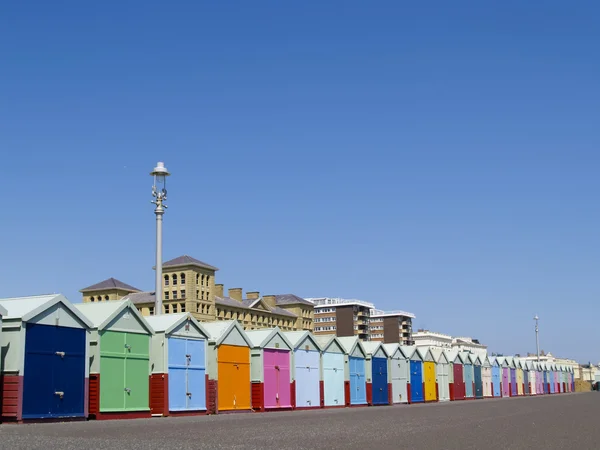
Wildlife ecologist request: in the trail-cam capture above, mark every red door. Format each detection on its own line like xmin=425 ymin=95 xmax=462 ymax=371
xmin=453 ymin=365 xmax=465 ymax=400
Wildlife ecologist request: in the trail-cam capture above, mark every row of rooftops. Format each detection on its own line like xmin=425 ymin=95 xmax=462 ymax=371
xmin=0 ymin=294 xmax=579 ymax=373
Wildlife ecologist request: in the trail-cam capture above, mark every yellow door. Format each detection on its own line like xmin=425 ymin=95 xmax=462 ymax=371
xmin=424 ymin=361 xmax=437 ymax=401
xmin=218 ymin=345 xmax=251 ymax=411
xmin=517 ymin=369 xmax=524 ymax=395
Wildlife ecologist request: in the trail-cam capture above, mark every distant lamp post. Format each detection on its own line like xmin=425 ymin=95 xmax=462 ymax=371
xmin=534 ymin=315 xmax=540 ymax=362
xmin=151 ymin=162 xmax=170 ymax=315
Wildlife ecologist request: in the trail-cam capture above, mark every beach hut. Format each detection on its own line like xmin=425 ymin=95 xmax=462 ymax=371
xmin=527 ymin=361 xmax=536 ymax=395
xmin=449 ymin=351 xmax=466 ymax=401
xmin=284 ymin=331 xmax=321 ymax=409
xmin=542 ymin=362 xmax=550 ymax=394
xmin=548 ymin=363 xmax=556 ymax=394
xmin=473 ymin=355 xmax=484 ymax=399
xmin=497 ymin=357 xmax=510 ymax=397
xmin=429 ymin=348 xmax=450 ymax=402
xmin=570 ymin=367 xmax=575 ymax=393
xmin=553 ymin=364 xmax=560 ymax=393
xmin=522 ymin=360 xmax=530 ymax=396
xmin=462 ymin=352 xmax=475 ymax=399
xmin=505 ymin=357 xmax=517 ymax=396
xmin=362 ymin=342 xmax=389 ymax=406
xmin=407 ymin=347 xmax=425 ymax=404
xmin=74 ymin=300 xmax=153 ymax=420
xmin=515 ymin=359 xmax=524 ymax=396
xmin=536 ymin=362 xmax=544 ymax=395
xmin=315 ymin=336 xmax=345 ymax=408
xmin=203 ymin=320 xmax=252 ymax=413
xmin=482 ymin=356 xmax=492 ymax=398
xmin=489 ymin=356 xmax=501 ymax=398
xmin=421 ymin=348 xmax=438 ymax=403
xmin=383 ymin=344 xmax=409 ymax=404
xmin=245 ymin=328 xmax=293 ymax=411
xmin=338 ymin=336 xmax=367 ymax=406
xmin=144 ymin=313 xmax=208 ymax=416
xmin=0 ymin=294 xmax=92 ymax=423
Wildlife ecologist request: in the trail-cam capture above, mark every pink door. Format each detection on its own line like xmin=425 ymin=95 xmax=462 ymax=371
xmin=502 ymin=368 xmax=510 ymax=397
xmin=263 ymin=349 xmax=291 ymax=408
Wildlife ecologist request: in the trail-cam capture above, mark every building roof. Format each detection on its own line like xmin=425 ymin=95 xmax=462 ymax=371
xmin=275 ymin=294 xmax=313 ymax=307
xmin=123 ymin=291 xmax=155 ymax=305
xmin=80 ymin=277 xmax=141 ymax=293
xmin=245 ymin=327 xmax=292 ymax=349
xmin=362 ymin=341 xmax=387 ymax=357
xmin=282 ymin=330 xmax=321 ymax=350
xmin=162 ymin=255 xmax=219 ymax=271
xmin=144 ymin=312 xmax=208 ymax=337
xmin=337 ymin=336 xmax=366 ymax=355
xmin=0 ymin=294 xmax=93 ymax=328
xmin=215 ymin=297 xmax=298 ymax=318
xmin=74 ymin=299 xmax=153 ymax=333
xmin=201 ymin=320 xmax=252 ymax=347
xmin=0 ymin=304 xmax=6 ymax=317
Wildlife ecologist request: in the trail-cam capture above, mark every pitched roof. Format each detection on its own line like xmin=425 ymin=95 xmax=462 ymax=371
xmin=123 ymin=291 xmax=155 ymax=305
xmin=245 ymin=327 xmax=292 ymax=349
xmin=275 ymin=294 xmax=313 ymax=306
xmin=144 ymin=312 xmax=208 ymax=337
xmin=201 ymin=320 xmax=252 ymax=347
xmin=80 ymin=278 xmax=141 ymax=293
xmin=362 ymin=341 xmax=386 ymax=357
xmin=215 ymin=297 xmax=298 ymax=318
xmin=215 ymin=296 xmax=248 ymax=309
xmin=74 ymin=299 xmax=153 ymax=333
xmin=162 ymin=255 xmax=218 ymax=271
xmin=0 ymin=294 xmax=93 ymax=328
xmin=0 ymin=304 xmax=6 ymax=317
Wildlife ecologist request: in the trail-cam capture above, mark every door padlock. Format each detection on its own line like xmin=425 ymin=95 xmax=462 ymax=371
xmin=54 ymin=391 xmax=64 ymax=399
xmin=55 ymin=351 xmax=65 ymax=358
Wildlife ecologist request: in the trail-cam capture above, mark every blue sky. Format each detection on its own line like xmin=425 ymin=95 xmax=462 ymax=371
xmin=1 ymin=1 xmax=598 ymax=363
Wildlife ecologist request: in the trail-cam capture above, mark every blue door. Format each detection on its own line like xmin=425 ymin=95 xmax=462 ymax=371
xmin=409 ymin=360 xmax=423 ymax=403
xmin=371 ymin=357 xmax=388 ymax=405
xmin=543 ymin=371 xmax=549 ymax=394
xmin=491 ymin=367 xmax=501 ymax=397
xmin=294 ymin=349 xmax=320 ymax=408
xmin=474 ymin=366 xmax=483 ymax=399
xmin=322 ymin=353 xmax=345 ymax=407
xmin=464 ymin=364 xmax=474 ymax=398
xmin=23 ymin=324 xmax=86 ymax=419
xmin=349 ymin=357 xmax=366 ymax=405
xmin=168 ymin=337 xmax=206 ymax=411
xmin=549 ymin=371 xmax=555 ymax=393
xmin=524 ymin=371 xmax=530 ymax=395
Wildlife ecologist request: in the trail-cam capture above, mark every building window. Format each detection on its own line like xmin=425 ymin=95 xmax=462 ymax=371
xmin=180 ymin=290 xmax=186 ymax=299
xmin=173 ymin=291 xmax=178 ymax=300
xmin=164 ymin=275 xmax=169 ymax=286
xmin=180 ymin=273 xmax=186 ymax=284
xmin=173 ymin=304 xmax=178 ymax=313
xmin=149 ymin=306 xmax=155 ymax=315
xmin=90 ymin=296 xmax=95 ymax=302
xmin=206 ymin=275 xmax=210 ymax=286
xmin=181 ymin=303 xmax=186 ymax=312
xmin=172 ymin=274 xmax=178 ymax=285
xmin=104 ymin=295 xmax=109 ymax=301
xmin=164 ymin=291 xmax=170 ymax=300
xmin=196 ymin=289 xmax=200 ymax=300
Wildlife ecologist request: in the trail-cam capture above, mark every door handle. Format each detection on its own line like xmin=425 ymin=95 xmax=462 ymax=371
xmin=125 ymin=344 xmax=131 ymax=350
xmin=186 ymin=392 xmax=192 ymax=397
xmin=54 ymin=391 xmax=64 ymax=399
xmin=55 ymin=351 xmax=65 ymax=358
xmin=124 ymin=388 xmax=131 ymax=394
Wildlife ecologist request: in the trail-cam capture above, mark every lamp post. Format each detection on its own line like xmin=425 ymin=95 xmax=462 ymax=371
xmin=151 ymin=162 xmax=170 ymax=316
xmin=534 ymin=315 xmax=540 ymax=362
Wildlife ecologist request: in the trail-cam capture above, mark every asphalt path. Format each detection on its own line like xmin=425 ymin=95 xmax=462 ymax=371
xmin=0 ymin=393 xmax=598 ymax=450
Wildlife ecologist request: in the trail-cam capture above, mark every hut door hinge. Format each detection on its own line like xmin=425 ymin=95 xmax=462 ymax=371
xmin=125 ymin=344 xmax=131 ymax=350
xmin=54 ymin=391 xmax=64 ymax=399
xmin=186 ymin=392 xmax=192 ymax=397
xmin=124 ymin=388 xmax=131 ymax=394
xmin=55 ymin=351 xmax=65 ymax=358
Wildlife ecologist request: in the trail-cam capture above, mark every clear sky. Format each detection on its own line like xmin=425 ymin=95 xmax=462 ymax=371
xmin=1 ymin=1 xmax=598 ymax=363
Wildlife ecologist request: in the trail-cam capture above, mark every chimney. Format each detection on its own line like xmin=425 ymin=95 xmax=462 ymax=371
xmin=246 ymin=291 xmax=260 ymax=300
xmin=215 ymin=284 xmax=224 ymax=298
xmin=263 ymin=295 xmax=277 ymax=308
xmin=228 ymin=288 xmax=243 ymax=301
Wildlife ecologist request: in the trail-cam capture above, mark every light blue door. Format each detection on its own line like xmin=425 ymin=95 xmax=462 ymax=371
xmin=294 ymin=349 xmax=320 ymax=408
xmin=491 ymin=366 xmax=501 ymax=397
xmin=464 ymin=364 xmax=474 ymax=398
xmin=349 ymin=357 xmax=366 ymax=405
xmin=323 ymin=352 xmax=345 ymax=406
xmin=168 ymin=337 xmax=206 ymax=411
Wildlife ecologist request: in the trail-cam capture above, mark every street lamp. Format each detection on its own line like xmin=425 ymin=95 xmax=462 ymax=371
xmin=534 ymin=315 xmax=540 ymax=362
xmin=151 ymin=162 xmax=170 ymax=316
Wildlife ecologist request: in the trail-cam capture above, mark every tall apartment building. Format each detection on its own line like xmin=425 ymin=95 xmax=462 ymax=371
xmin=369 ymin=309 xmax=415 ymax=345
xmin=306 ymin=297 xmax=415 ymax=344
xmin=307 ymin=298 xmax=372 ymax=340
xmin=80 ymin=255 xmax=314 ymax=332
